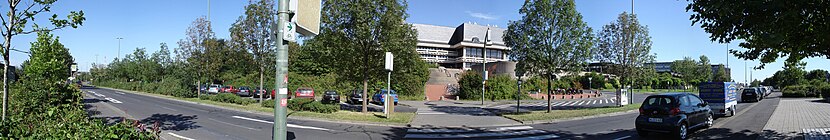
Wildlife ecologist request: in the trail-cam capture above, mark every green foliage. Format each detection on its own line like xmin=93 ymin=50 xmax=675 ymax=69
xmin=506 ymin=0 xmax=594 ymax=84
xmin=686 ymin=0 xmax=830 ymax=68
xmin=287 ymin=98 xmax=338 ymax=114
xmin=457 ymin=71 xmax=483 ymax=100
xmin=24 ymin=32 xmax=74 ymax=83
xmin=579 ymin=72 xmax=606 ymax=89
xmin=308 ymin=0 xmax=429 ymax=98
xmin=485 ymin=74 xmax=520 ymax=101
xmin=199 ymin=93 xmax=257 ymax=105
xmin=713 ymin=64 xmax=730 ymax=82
xmin=593 ymin=12 xmax=655 ymax=86
xmin=782 ymin=85 xmax=811 ymax=97
xmin=750 ymin=79 xmax=761 ymax=87
xmin=261 ymin=99 xmax=276 ymax=108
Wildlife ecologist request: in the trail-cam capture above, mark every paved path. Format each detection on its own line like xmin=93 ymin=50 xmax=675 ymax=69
xmin=762 ymin=97 xmax=830 ymax=139
xmin=404 ymin=101 xmax=521 ymax=128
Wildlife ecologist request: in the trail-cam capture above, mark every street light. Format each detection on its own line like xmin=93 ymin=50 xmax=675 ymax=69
xmin=116 ymin=37 xmax=124 ymax=59
xmin=588 ymin=77 xmax=593 ymax=90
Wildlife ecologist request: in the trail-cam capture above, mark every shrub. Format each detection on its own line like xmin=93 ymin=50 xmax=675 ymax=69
xmin=604 ymin=83 xmax=615 ymax=90
xmin=262 ymin=99 xmax=276 ymax=108
xmin=286 ymin=98 xmax=338 ymax=113
xmin=783 ymin=85 xmax=810 ymax=97
xmin=200 ymin=93 xmax=256 ymax=105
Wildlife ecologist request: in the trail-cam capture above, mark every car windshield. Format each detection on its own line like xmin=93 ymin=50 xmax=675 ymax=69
xmin=743 ymin=89 xmax=755 ymax=93
xmin=299 ymin=89 xmax=312 ymax=93
xmin=644 ymin=96 xmax=675 ymax=107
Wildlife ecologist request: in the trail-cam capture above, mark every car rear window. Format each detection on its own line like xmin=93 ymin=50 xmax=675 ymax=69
xmin=743 ymin=89 xmax=755 ymax=93
xmin=644 ymin=96 xmax=675 ymax=107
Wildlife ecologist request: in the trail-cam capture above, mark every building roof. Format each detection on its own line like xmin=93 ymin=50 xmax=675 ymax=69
xmin=412 ymin=23 xmax=456 ymax=44
xmin=449 ymin=23 xmax=506 ymax=46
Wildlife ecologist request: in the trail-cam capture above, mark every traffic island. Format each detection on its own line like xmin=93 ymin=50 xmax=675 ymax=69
xmin=496 ymin=103 xmax=642 ymax=124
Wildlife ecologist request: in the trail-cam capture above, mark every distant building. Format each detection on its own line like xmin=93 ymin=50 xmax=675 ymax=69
xmin=412 ymin=23 xmax=509 ymax=70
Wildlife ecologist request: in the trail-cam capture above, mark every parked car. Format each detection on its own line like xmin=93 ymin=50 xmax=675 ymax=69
xmin=293 ymin=87 xmax=315 ymax=100
xmin=636 ymin=93 xmax=713 ymax=139
xmin=207 ymin=84 xmax=222 ymax=94
xmin=252 ymin=87 xmax=267 ymax=98
xmin=236 ymin=86 xmax=252 ymax=97
xmin=348 ymin=90 xmax=365 ymax=104
xmin=742 ymin=88 xmax=762 ymax=102
xmin=199 ymin=85 xmax=207 ymax=93
xmin=222 ymin=85 xmax=239 ymax=93
xmin=372 ymin=89 xmax=398 ymax=106
xmin=321 ymin=90 xmax=340 ymax=104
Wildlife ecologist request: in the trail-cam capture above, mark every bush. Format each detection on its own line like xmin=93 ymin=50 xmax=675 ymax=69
xmin=604 ymin=83 xmax=615 ymax=89
xmin=783 ymin=85 xmax=810 ymax=97
xmin=262 ymin=99 xmax=276 ymax=108
xmin=287 ymin=98 xmax=338 ymax=113
xmin=200 ymin=93 xmax=257 ymax=105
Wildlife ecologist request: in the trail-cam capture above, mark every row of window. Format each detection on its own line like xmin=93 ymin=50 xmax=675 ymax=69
xmin=464 ymin=48 xmax=503 ymax=59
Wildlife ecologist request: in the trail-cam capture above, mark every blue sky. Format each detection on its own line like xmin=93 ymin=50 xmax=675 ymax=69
xmin=4 ymin=0 xmax=828 ymax=82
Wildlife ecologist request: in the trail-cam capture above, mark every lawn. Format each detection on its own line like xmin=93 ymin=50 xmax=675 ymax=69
xmin=97 ymin=86 xmax=414 ymax=125
xmin=501 ymin=103 xmax=642 ymax=123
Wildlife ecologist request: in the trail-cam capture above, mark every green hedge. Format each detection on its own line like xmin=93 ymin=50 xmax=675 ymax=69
xmin=262 ymin=99 xmax=276 ymax=108
xmin=96 ymin=79 xmax=194 ymax=98
xmin=199 ymin=93 xmax=257 ymax=105
xmin=287 ymin=98 xmax=338 ymax=113
xmin=783 ymin=85 xmax=813 ymax=97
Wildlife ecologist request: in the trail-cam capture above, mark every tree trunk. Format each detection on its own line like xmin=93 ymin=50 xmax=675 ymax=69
xmin=362 ymin=55 xmax=369 ymax=113
xmin=259 ymin=66 xmax=264 ymax=103
xmin=547 ymin=73 xmax=552 ymax=113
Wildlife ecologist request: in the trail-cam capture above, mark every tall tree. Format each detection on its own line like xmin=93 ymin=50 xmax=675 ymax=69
xmin=505 ymin=0 xmax=594 ymax=113
xmin=671 ymin=57 xmax=699 ymax=85
xmin=311 ymin=0 xmax=427 ymax=113
xmin=1 ymin=0 xmax=85 ymax=121
xmin=176 ymin=17 xmax=214 ymax=97
xmin=230 ymin=0 xmax=275 ymax=102
xmin=805 ymin=69 xmax=829 ymax=81
xmin=594 ymin=12 xmax=654 ymax=87
xmin=713 ymin=64 xmax=729 ymax=82
xmin=697 ymin=55 xmax=712 ymax=82
xmin=686 ymin=0 xmax=830 ymax=68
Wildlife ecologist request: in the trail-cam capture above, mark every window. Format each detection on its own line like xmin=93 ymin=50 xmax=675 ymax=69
xmin=644 ymin=97 xmax=674 ymax=107
xmin=679 ymin=95 xmax=690 ymax=106
xmin=689 ymin=95 xmax=702 ymax=106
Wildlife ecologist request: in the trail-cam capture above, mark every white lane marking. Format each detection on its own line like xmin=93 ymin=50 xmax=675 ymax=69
xmin=613 ymin=135 xmax=632 ymax=140
xmin=168 ymin=132 xmax=195 ymax=140
xmin=94 ymin=93 xmax=105 ymax=97
xmin=116 ymin=92 xmax=125 ymax=95
xmin=89 ymin=91 xmax=96 ymax=94
xmin=231 ymin=116 xmax=332 ymax=131
xmin=498 ymin=134 xmax=560 ymax=140
xmin=418 ymin=112 xmax=447 ymax=115
xmin=495 ymin=126 xmax=533 ymax=131
xmin=208 ymin=118 xmax=260 ymax=131
xmin=600 ymin=99 xmax=604 ymax=104
xmin=160 ymin=106 xmax=177 ymax=111
xmin=407 ymin=128 xmax=475 ymax=133
xmin=104 ymin=97 xmax=122 ymax=104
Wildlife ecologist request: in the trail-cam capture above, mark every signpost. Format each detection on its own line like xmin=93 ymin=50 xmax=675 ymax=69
xmin=273 ymin=0 xmax=294 ymax=139
xmin=384 ymin=52 xmax=394 ymax=117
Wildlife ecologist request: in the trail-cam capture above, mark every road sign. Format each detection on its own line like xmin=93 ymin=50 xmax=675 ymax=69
xmin=280 ymin=98 xmax=288 ymax=107
xmin=283 ymin=21 xmax=297 ymax=42
xmin=385 ymin=52 xmax=393 ymax=71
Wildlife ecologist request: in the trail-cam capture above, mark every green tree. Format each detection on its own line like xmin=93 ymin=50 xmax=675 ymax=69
xmin=779 ymin=62 xmax=807 ymax=87
xmin=671 ymin=57 xmax=699 ymax=85
xmin=230 ymin=0 xmax=276 ymax=102
xmin=713 ymin=64 xmax=729 ymax=82
xmin=686 ymin=0 xmax=830 ymax=68
xmin=594 ymin=12 xmax=655 ymax=88
xmin=697 ymin=55 xmax=713 ymax=82
xmin=24 ymin=32 xmax=73 ymax=84
xmin=805 ymin=69 xmax=829 ymax=81
xmin=505 ymin=0 xmax=594 ymax=113
xmin=751 ymin=79 xmax=761 ymax=87
xmin=311 ymin=0 xmax=428 ymax=113
xmin=1 ymin=0 xmax=85 ymax=120
xmin=176 ymin=17 xmax=215 ymax=97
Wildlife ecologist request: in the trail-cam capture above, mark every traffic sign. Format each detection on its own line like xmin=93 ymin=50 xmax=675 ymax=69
xmin=283 ymin=21 xmax=297 ymax=42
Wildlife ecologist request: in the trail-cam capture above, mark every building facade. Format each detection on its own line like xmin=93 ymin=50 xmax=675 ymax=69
xmin=413 ymin=23 xmax=509 ymax=70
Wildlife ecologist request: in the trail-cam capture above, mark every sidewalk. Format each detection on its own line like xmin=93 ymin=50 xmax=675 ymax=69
xmin=403 ymin=100 xmax=522 ymax=127
xmin=762 ymin=98 xmax=830 ymax=139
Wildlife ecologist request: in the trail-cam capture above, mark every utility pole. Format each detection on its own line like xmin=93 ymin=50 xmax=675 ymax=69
xmin=726 ymin=44 xmax=729 ymax=69
xmin=272 ymin=0 xmax=291 ymax=139
xmin=116 ymin=37 xmax=123 ymax=59
xmin=745 ymin=61 xmax=747 ymax=84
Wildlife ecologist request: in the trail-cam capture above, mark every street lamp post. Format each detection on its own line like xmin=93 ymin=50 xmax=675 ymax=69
xmin=116 ymin=37 xmax=123 ymax=59
xmin=588 ymin=77 xmax=593 ymax=90
xmin=480 ymin=28 xmax=491 ymax=105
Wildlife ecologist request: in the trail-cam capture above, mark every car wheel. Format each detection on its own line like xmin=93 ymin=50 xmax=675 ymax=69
xmin=675 ymin=123 xmax=688 ymax=140
xmin=705 ymin=114 xmax=714 ymax=128
xmin=636 ymin=129 xmax=649 ymax=137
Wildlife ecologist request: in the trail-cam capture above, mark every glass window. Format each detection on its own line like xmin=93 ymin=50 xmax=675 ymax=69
xmin=644 ymin=97 xmax=674 ymax=107
xmin=679 ymin=95 xmax=690 ymax=106
xmin=689 ymin=95 xmax=702 ymax=106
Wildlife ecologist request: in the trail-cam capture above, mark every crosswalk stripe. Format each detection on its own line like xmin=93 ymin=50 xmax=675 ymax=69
xmin=600 ymin=99 xmax=604 ymax=104
xmin=591 ymin=100 xmax=597 ymax=105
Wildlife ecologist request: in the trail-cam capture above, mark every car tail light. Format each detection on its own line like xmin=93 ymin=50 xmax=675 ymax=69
xmin=670 ymin=107 xmax=680 ymax=116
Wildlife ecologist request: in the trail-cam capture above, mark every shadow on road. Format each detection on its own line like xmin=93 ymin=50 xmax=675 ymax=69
xmin=543 ymin=127 xmax=799 ymax=140
xmin=139 ymin=114 xmax=201 ymax=131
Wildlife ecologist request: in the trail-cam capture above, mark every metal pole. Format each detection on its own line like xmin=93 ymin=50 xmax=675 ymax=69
xmin=481 ymin=28 xmax=490 ymax=105
xmin=272 ymin=0 xmax=289 ymax=139
xmin=517 ymin=79 xmax=522 ymax=113
xmin=116 ymin=37 xmax=123 ymax=59
xmin=386 ymin=71 xmax=391 ymax=116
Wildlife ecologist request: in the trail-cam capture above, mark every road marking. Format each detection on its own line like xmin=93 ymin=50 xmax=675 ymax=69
xmin=612 ymin=135 xmax=632 ymax=140
xmin=104 ymin=97 xmax=122 ymax=104
xmin=89 ymin=91 xmax=96 ymax=94
xmin=498 ymin=134 xmax=560 ymax=140
xmin=599 ymin=99 xmax=604 ymax=104
xmin=94 ymin=93 xmax=105 ymax=97
xmin=167 ymin=132 xmax=195 ymax=140
xmin=160 ymin=106 xmax=177 ymax=111
xmin=116 ymin=92 xmax=125 ymax=95
xmin=404 ymin=129 xmax=547 ymax=139
xmin=495 ymin=126 xmax=533 ymax=131
xmin=418 ymin=112 xmax=447 ymax=115
xmin=713 ymin=99 xmax=763 ymax=128
xmin=208 ymin=118 xmax=260 ymax=131
xmin=231 ymin=116 xmax=332 ymax=131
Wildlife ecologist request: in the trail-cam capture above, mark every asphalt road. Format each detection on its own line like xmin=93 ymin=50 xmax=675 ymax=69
xmin=528 ymin=92 xmax=782 ymax=140
xmin=82 ymin=86 xmax=406 ymax=140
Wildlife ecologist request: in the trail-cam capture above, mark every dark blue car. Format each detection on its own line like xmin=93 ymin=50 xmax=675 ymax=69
xmin=372 ymin=89 xmax=398 ymax=106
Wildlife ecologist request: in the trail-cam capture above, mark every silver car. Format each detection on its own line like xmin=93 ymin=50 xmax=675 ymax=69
xmin=208 ymin=84 xmax=221 ymax=94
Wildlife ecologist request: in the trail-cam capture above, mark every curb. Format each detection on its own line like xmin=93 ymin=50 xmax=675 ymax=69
xmin=509 ymin=110 xmax=639 ymax=125
xmin=95 ymin=86 xmax=410 ymax=128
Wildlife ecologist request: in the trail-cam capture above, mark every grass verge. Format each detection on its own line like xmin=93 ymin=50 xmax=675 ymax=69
xmin=95 ymin=86 xmax=413 ymax=126
xmin=500 ymin=103 xmax=642 ymax=123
